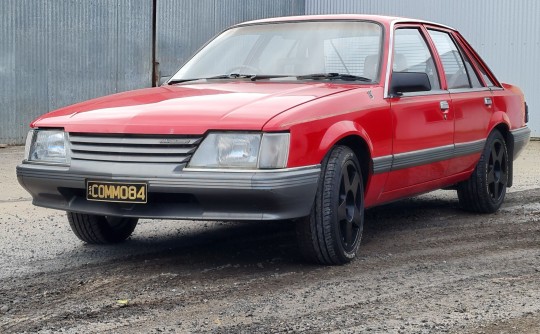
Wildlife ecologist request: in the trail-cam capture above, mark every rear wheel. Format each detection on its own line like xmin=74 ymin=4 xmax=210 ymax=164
xmin=296 ymin=146 xmax=364 ymax=265
xmin=457 ymin=129 xmax=508 ymax=213
xmin=67 ymin=212 xmax=138 ymax=244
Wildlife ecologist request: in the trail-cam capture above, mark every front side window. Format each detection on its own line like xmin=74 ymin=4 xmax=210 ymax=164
xmin=393 ymin=28 xmax=440 ymax=90
xmin=428 ymin=30 xmax=483 ymax=89
xmin=170 ymin=21 xmax=383 ymax=82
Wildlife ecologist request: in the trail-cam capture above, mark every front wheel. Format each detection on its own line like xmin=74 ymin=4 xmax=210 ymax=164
xmin=296 ymin=146 xmax=365 ymax=265
xmin=457 ymin=129 xmax=509 ymax=213
xmin=67 ymin=212 xmax=138 ymax=244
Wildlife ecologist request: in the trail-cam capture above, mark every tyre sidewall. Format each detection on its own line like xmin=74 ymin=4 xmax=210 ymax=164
xmin=480 ymin=130 xmax=508 ymax=211
xmin=324 ymin=148 xmax=364 ymax=263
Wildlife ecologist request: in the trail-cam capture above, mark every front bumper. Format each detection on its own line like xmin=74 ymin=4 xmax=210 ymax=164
xmin=17 ymin=160 xmax=320 ymax=220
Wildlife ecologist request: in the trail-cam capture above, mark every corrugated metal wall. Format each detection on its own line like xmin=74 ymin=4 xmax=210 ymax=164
xmin=306 ymin=0 xmax=540 ymax=137
xmin=0 ymin=0 xmax=153 ymax=145
xmin=3 ymin=0 xmax=535 ymax=144
xmin=156 ymin=0 xmax=306 ymax=83
xmin=0 ymin=0 xmax=305 ymax=145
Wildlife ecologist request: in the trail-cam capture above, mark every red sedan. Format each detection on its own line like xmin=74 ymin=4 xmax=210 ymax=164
xmin=17 ymin=15 xmax=531 ymax=265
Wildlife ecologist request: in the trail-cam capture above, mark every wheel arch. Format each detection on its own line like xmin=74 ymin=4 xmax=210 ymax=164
xmin=318 ymin=121 xmax=373 ymax=190
xmin=334 ymin=136 xmax=371 ymax=190
xmin=491 ymin=122 xmax=513 ymax=187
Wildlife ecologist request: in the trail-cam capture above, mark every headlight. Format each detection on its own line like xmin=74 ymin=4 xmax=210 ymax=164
xmin=258 ymin=133 xmax=290 ymax=168
xmin=25 ymin=129 xmax=70 ymax=164
xmin=188 ymin=132 xmax=289 ymax=169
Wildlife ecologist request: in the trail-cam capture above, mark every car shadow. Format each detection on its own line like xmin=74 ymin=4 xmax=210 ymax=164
xmin=49 ymin=191 xmax=472 ymax=277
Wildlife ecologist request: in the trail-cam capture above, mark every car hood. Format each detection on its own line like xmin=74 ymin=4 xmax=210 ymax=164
xmin=33 ymin=82 xmax=359 ymax=134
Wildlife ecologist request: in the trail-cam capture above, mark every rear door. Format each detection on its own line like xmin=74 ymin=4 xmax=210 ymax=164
xmin=426 ymin=28 xmax=494 ymax=175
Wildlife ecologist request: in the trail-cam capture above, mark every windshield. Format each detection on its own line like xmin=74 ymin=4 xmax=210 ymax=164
xmin=170 ymin=21 xmax=383 ymax=82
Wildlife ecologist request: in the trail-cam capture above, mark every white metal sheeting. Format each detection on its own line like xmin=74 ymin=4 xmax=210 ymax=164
xmin=306 ymin=0 xmax=539 ymax=137
xmin=1 ymin=0 xmax=536 ymax=144
xmin=0 ymin=0 xmax=305 ymax=145
xmin=0 ymin=0 xmax=153 ymax=145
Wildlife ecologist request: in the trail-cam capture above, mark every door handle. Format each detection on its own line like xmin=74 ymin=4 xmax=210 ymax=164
xmin=484 ymin=97 xmax=493 ymax=106
xmin=439 ymin=100 xmax=450 ymax=120
xmin=440 ymin=100 xmax=450 ymax=110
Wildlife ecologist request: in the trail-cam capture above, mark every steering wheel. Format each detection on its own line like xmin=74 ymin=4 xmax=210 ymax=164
xmin=226 ymin=64 xmax=260 ymax=74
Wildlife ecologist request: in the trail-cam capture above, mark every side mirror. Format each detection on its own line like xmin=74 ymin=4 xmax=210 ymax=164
xmin=389 ymin=72 xmax=431 ymax=96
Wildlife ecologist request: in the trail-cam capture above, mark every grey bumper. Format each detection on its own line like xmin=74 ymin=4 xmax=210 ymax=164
xmin=510 ymin=126 xmax=531 ymax=160
xmin=16 ymin=161 xmax=320 ymax=220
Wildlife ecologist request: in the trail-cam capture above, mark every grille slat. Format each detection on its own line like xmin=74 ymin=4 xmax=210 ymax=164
xmin=68 ymin=133 xmax=202 ymax=164
xmin=69 ymin=135 xmax=202 ymax=146
xmin=70 ymin=152 xmax=190 ymax=163
xmin=70 ymin=143 xmax=196 ymax=155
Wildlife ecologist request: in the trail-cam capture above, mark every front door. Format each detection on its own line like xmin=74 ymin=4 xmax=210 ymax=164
xmin=384 ymin=27 xmax=454 ymax=193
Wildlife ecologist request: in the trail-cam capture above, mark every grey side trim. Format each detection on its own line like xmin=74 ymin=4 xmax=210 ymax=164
xmin=392 ymin=145 xmax=454 ymax=170
xmin=454 ymin=139 xmax=486 ymax=156
xmin=372 ymin=156 xmax=392 ymax=174
xmin=372 ymin=139 xmax=486 ymax=174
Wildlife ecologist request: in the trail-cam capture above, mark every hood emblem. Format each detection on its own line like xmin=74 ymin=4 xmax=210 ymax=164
xmin=159 ymin=138 xmax=193 ymax=145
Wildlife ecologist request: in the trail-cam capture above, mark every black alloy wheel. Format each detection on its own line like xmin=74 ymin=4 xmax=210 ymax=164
xmin=486 ymin=137 xmax=508 ymax=202
xmin=458 ymin=129 xmax=509 ymax=213
xmin=296 ymin=145 xmax=365 ymax=265
xmin=338 ymin=159 xmax=364 ymax=253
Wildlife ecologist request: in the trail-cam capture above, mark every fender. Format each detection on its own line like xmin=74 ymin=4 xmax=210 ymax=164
xmin=318 ymin=120 xmax=373 ymax=160
xmin=486 ymin=111 xmax=513 ymax=186
xmin=316 ymin=120 xmax=392 ymax=208
xmin=486 ymin=111 xmax=511 ymax=136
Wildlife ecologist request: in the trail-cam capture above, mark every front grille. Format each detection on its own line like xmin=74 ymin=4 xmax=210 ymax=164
xmin=68 ymin=133 xmax=202 ymax=163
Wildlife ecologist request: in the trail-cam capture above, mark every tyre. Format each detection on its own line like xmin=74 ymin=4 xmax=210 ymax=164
xmin=67 ymin=212 xmax=138 ymax=244
xmin=457 ymin=129 xmax=508 ymax=213
xmin=296 ymin=146 xmax=365 ymax=265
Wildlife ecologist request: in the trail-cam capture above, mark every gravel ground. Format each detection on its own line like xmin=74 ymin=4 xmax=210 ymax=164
xmin=1 ymin=142 xmax=539 ymax=333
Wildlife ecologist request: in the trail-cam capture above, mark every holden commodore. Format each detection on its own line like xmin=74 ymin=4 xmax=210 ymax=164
xmin=17 ymin=15 xmax=531 ymax=265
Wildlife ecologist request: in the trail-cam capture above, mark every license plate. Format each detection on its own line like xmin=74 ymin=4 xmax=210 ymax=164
xmin=86 ymin=180 xmax=147 ymax=204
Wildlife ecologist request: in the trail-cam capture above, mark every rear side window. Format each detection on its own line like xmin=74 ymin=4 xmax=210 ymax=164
xmin=478 ymin=65 xmax=495 ymax=86
xmin=428 ymin=30 xmax=483 ymax=89
xmin=467 ymin=53 xmax=496 ymax=87
xmin=393 ymin=28 xmax=440 ymax=90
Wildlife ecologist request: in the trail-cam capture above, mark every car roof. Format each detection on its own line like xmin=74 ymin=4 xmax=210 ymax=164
xmin=235 ymin=14 xmax=455 ymax=31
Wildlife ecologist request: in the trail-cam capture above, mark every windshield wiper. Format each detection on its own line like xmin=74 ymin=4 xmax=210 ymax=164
xmin=297 ymin=73 xmax=372 ymax=82
xmin=167 ymin=74 xmax=249 ymax=84
xmin=249 ymin=74 xmax=294 ymax=81
xmin=205 ymin=74 xmax=294 ymax=81
xmin=168 ymin=74 xmax=293 ymax=85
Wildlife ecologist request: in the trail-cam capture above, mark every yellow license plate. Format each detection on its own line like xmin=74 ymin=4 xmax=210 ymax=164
xmin=86 ymin=181 xmax=147 ymax=204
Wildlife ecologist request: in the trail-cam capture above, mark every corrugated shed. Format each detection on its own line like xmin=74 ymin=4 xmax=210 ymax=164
xmin=1 ymin=0 xmax=304 ymax=144
xmin=0 ymin=1 xmax=17 ymax=144
xmin=1 ymin=0 xmax=49 ymax=145
xmin=306 ymin=0 xmax=540 ymax=137
xmin=4 ymin=0 xmax=534 ymax=144
xmin=0 ymin=0 xmax=152 ymax=145
xmin=156 ymin=0 xmax=306 ymax=83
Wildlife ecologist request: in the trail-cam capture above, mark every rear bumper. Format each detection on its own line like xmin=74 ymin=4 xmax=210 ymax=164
xmin=17 ymin=161 xmax=320 ymax=220
xmin=510 ymin=126 xmax=531 ymax=160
